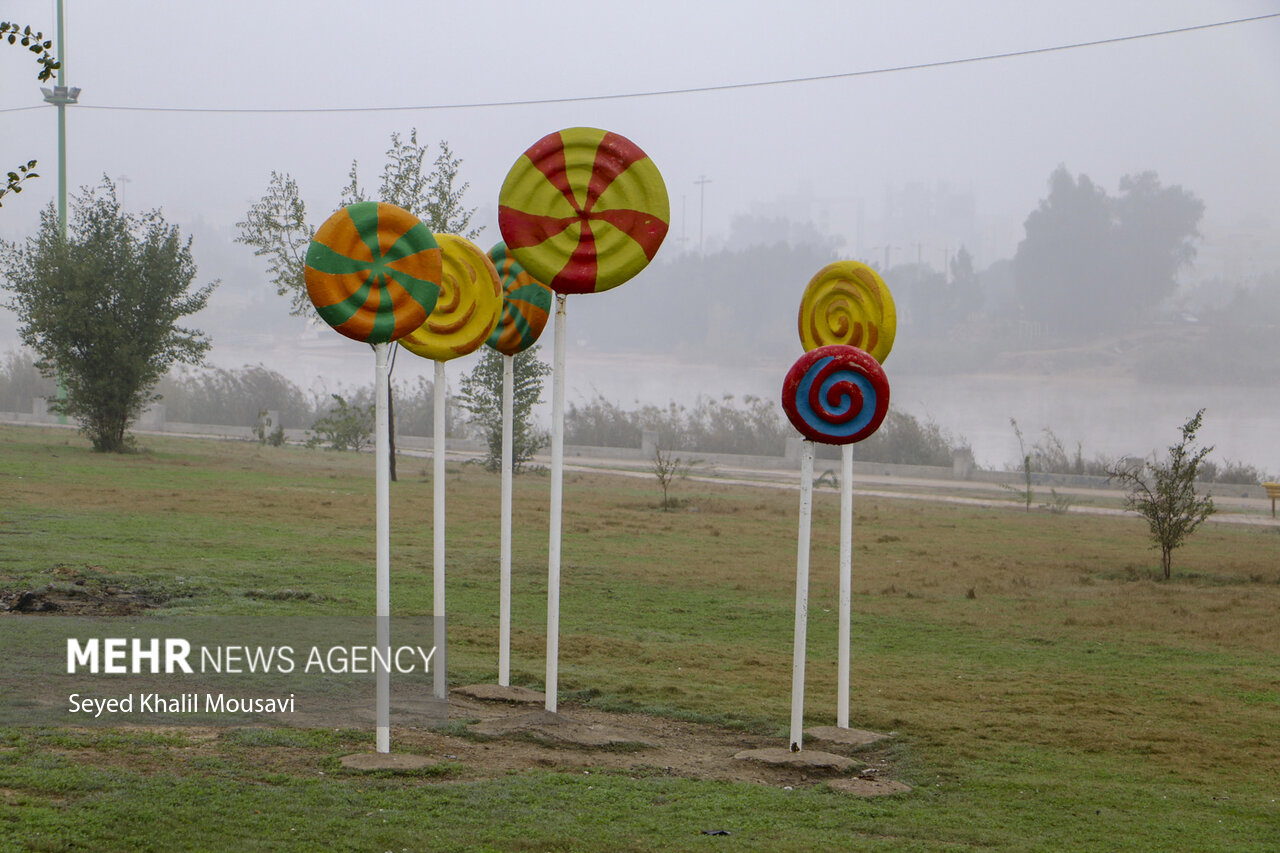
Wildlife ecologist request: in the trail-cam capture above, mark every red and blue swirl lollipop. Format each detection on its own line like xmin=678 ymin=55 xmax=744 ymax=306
xmin=782 ymin=345 xmax=889 ymax=445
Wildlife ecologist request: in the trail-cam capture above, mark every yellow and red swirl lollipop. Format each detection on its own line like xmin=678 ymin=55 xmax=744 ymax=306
xmin=486 ymin=242 xmax=553 ymax=356
xmin=797 ymin=261 xmax=897 ymax=363
xmin=399 ymin=234 xmax=503 ymax=362
xmin=498 ymin=127 xmax=669 ymax=294
xmin=304 ymin=202 xmax=442 ymax=343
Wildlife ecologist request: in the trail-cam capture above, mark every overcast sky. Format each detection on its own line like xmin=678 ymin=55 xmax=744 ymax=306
xmin=3 ymin=1 xmax=1276 ymax=237
xmin=3 ymin=1 xmax=1279 ymax=469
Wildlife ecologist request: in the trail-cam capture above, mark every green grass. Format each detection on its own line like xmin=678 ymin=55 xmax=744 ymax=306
xmin=2 ymin=424 xmax=1279 ymax=851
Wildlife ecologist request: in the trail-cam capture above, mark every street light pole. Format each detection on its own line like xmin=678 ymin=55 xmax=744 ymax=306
xmin=694 ymin=175 xmax=711 ymax=255
xmin=40 ymin=0 xmax=79 ymax=423
xmin=41 ymin=0 xmax=79 ymax=235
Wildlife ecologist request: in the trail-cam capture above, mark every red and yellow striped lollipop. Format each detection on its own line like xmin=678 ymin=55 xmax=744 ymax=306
xmin=399 ymin=234 xmax=503 ymax=362
xmin=498 ymin=127 xmax=669 ymax=294
xmin=304 ymin=202 xmax=442 ymax=344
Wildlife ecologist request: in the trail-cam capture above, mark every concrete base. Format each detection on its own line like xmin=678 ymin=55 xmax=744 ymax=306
xmin=803 ymin=726 xmax=891 ymax=747
xmin=471 ymin=709 xmax=656 ymax=748
xmin=453 ymin=684 xmax=546 ymax=704
xmin=732 ymin=747 xmax=864 ymax=771
xmin=339 ymin=753 xmax=440 ymax=771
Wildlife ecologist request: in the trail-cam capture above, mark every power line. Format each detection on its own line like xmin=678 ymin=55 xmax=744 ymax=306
xmin=2 ymin=12 xmax=1277 ymax=116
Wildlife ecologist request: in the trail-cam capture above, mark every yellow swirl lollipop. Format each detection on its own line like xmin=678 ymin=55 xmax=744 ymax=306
xmin=797 ymin=261 xmax=897 ymax=364
xmin=400 ymin=234 xmax=503 ymax=362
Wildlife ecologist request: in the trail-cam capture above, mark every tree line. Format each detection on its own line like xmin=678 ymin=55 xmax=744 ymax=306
xmin=1 ymin=122 xmax=1259 ymax=454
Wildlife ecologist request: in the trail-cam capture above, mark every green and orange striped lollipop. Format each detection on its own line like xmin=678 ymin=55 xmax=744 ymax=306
xmin=498 ymin=127 xmax=669 ymax=295
xmin=486 ymin=242 xmax=553 ymax=356
xmin=304 ymin=202 xmax=442 ymax=343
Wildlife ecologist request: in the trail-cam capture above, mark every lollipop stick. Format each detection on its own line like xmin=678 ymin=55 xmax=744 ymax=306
xmin=433 ymin=360 xmax=448 ymax=701
xmin=374 ymin=342 xmax=391 ymax=753
xmin=790 ymin=441 xmax=815 ymax=751
xmin=838 ymin=442 xmax=853 ymax=729
xmin=546 ymin=294 xmax=567 ymax=713
xmin=498 ymin=353 xmax=514 ymax=687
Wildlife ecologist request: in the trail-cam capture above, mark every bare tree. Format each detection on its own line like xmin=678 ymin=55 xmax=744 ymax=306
xmin=1108 ymin=409 xmax=1216 ymax=580
xmin=652 ymin=447 xmax=694 ymax=511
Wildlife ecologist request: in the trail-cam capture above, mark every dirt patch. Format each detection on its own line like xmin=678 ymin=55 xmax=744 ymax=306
xmin=26 ymin=692 xmax=908 ymax=795
xmin=0 ymin=564 xmax=174 ymax=616
xmin=363 ymin=691 xmax=906 ymax=791
xmin=470 ymin=708 xmax=660 ymax=748
xmin=339 ymin=753 xmax=440 ymax=771
xmin=828 ymin=777 xmax=913 ymax=796
xmin=732 ymin=747 xmax=864 ymax=771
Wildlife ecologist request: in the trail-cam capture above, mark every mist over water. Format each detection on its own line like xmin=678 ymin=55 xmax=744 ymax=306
xmin=198 ymin=325 xmax=1280 ymax=478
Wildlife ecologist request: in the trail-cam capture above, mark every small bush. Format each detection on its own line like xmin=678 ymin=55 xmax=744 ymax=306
xmin=306 ymin=394 xmax=374 ymax=451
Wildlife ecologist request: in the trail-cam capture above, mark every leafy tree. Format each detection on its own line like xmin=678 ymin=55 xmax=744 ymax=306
xmin=456 ymin=345 xmax=551 ymax=473
xmin=1014 ymin=166 xmax=1202 ymax=333
xmin=1 ymin=21 xmax=59 ymax=208
xmin=339 ymin=132 xmax=480 ymax=240
xmin=0 ymin=180 xmax=215 ymax=451
xmin=235 ymin=171 xmax=312 ymax=316
xmin=1014 ymin=167 xmax=1113 ymax=332
xmin=236 ymin=130 xmax=482 ymax=478
xmin=1109 ymin=171 xmax=1204 ymax=321
xmin=1108 ymin=409 xmax=1216 ymax=580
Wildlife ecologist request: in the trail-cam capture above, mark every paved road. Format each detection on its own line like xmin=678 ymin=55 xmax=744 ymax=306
xmin=12 ymin=417 xmax=1274 ymax=529
xmin=548 ymin=453 xmax=1280 ymax=529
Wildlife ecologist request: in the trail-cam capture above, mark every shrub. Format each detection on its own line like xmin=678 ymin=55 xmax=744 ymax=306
xmin=306 ymin=394 xmax=374 ymax=451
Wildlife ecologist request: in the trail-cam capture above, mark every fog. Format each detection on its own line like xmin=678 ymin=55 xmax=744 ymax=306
xmin=2 ymin=1 xmax=1278 ymax=473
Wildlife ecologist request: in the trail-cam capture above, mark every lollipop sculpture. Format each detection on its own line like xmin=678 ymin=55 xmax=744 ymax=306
xmin=304 ymin=202 xmax=443 ymax=753
xmin=486 ymin=242 xmax=553 ymax=689
xmin=797 ymin=260 xmax=897 ymax=732
xmin=785 ymin=261 xmax=896 ymax=751
xmin=400 ymin=233 xmax=503 ymax=701
xmin=797 ymin=260 xmax=897 ymax=362
xmin=499 ymin=127 xmax=669 ymax=712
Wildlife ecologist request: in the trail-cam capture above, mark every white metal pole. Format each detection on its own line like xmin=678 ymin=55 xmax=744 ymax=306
xmin=838 ymin=443 xmax=854 ymax=728
xmin=789 ymin=441 xmax=815 ymax=751
xmin=374 ymin=342 xmax=391 ymax=753
xmin=546 ymin=294 xmax=567 ymax=713
xmin=498 ymin=353 xmax=514 ymax=686
xmin=433 ymin=360 xmax=447 ymax=701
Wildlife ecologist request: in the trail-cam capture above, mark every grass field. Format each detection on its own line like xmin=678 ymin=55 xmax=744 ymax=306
xmin=1 ymin=424 xmax=1278 ymax=851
